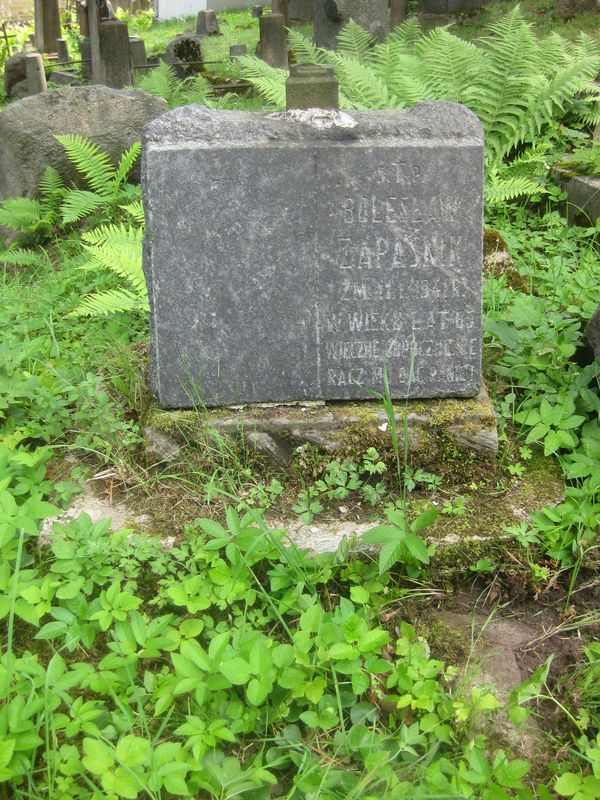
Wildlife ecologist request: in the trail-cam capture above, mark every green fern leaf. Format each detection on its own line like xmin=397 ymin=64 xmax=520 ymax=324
xmin=414 ymin=28 xmax=483 ymax=103
xmin=0 ymin=198 xmax=44 ymax=232
xmin=114 ymin=141 xmax=142 ymax=190
xmin=330 ymin=52 xmax=392 ymax=109
xmin=485 ymin=176 xmax=546 ymax=204
xmin=60 ymin=190 xmax=104 ymax=224
xmin=120 ymin=200 xmax=145 ymax=226
xmin=70 ymin=288 xmax=148 ymax=317
xmin=54 ymin=134 xmax=116 ymax=196
xmin=237 ymin=55 xmax=287 ymax=109
xmin=38 ymin=166 xmax=65 ymax=201
xmin=0 ymin=247 xmax=48 ymax=268
xmin=288 ymin=28 xmax=329 ymax=64
xmin=138 ymin=62 xmax=182 ymax=107
xmin=336 ymin=19 xmax=376 ymax=63
xmin=182 ymin=73 xmax=217 ymax=106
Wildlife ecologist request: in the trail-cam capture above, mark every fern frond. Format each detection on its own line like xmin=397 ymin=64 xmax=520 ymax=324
xmin=288 ymin=28 xmax=329 ymax=64
xmin=137 ymin=62 xmax=182 ymax=106
xmin=485 ymin=176 xmax=547 ymax=204
xmin=70 ymin=288 xmax=148 ymax=317
xmin=415 ymin=28 xmax=483 ymax=103
xmin=330 ymin=52 xmax=392 ymax=109
xmin=182 ymin=73 xmax=216 ymax=106
xmin=0 ymin=247 xmax=48 ymax=268
xmin=54 ymin=134 xmax=116 ymax=196
xmin=81 ymin=223 xmax=145 ymax=295
xmin=386 ymin=17 xmax=423 ymax=52
xmin=0 ymin=198 xmax=44 ymax=232
xmin=120 ymin=201 xmax=145 ymax=227
xmin=61 ymin=190 xmax=104 ymax=224
xmin=336 ymin=20 xmax=376 ymax=63
xmin=114 ymin=141 xmax=141 ymax=189
xmin=237 ymin=55 xmax=287 ymax=109
xmin=38 ymin=166 xmax=65 ymax=201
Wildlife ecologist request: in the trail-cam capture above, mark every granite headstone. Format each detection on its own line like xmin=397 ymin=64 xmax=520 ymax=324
xmin=143 ymin=103 xmax=484 ymax=408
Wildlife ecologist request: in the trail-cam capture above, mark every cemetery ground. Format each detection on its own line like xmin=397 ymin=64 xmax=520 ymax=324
xmin=2 ymin=6 xmax=600 ymax=800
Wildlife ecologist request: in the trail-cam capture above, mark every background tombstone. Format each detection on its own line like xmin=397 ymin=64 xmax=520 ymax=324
xmin=289 ymin=0 xmax=314 ymax=22
xmin=129 ymin=35 xmax=148 ymax=74
xmin=25 ymin=52 xmax=47 ymax=94
xmin=390 ymin=0 xmax=407 ymax=26
xmin=196 ymin=10 xmax=220 ymax=36
xmin=34 ymin=0 xmax=62 ymax=53
xmin=97 ymin=20 xmax=133 ymax=88
xmin=252 ymin=4 xmax=263 ymax=16
xmin=314 ymin=0 xmax=389 ymax=48
xmin=80 ymin=36 xmax=92 ymax=79
xmin=554 ymin=0 xmax=596 ymax=17
xmin=230 ymin=44 xmax=248 ymax=59
xmin=257 ymin=13 xmax=288 ymax=68
xmin=56 ymin=37 xmax=69 ymax=63
xmin=285 ymin=63 xmax=338 ymax=110
xmin=143 ymin=102 xmax=484 ymax=409
xmin=272 ymin=0 xmax=289 ymax=25
xmin=164 ymin=35 xmax=204 ymax=78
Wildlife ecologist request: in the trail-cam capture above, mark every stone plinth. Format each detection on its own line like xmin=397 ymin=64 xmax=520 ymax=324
xmin=143 ymin=103 xmax=484 ymax=409
xmin=146 ymin=386 xmax=498 ymax=471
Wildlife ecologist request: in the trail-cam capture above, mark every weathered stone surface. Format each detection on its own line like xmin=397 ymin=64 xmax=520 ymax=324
xmin=0 ymin=86 xmax=168 ymax=202
xmin=143 ymin=103 xmax=484 ymax=408
xmin=552 ymin=167 xmax=600 ymax=225
xmin=314 ymin=0 xmax=389 ymax=49
xmin=252 ymin=4 xmax=264 ymax=17
xmin=196 ymin=10 xmax=220 ymax=36
xmin=129 ymin=36 xmax=148 ymax=73
xmin=554 ymin=0 xmax=596 ymax=18
xmin=286 ymin=63 xmax=339 ymax=110
xmin=56 ymin=37 xmax=70 ymax=63
xmin=272 ymin=0 xmax=289 ymax=25
xmin=25 ymin=52 xmax=47 ymax=95
xmin=34 ymin=0 xmax=62 ymax=53
xmin=3 ymin=51 xmax=27 ymax=97
xmin=143 ymin=425 xmax=182 ymax=463
xmin=584 ymin=305 xmax=600 ymax=360
xmin=257 ymin=13 xmax=288 ymax=68
xmin=164 ymin=35 xmax=204 ymax=78
xmin=97 ymin=20 xmax=133 ymax=88
xmin=289 ymin=0 xmax=314 ymax=21
xmin=229 ymin=44 xmax=248 ymax=59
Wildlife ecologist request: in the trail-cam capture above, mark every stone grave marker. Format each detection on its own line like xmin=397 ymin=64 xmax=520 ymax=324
xmin=164 ymin=35 xmax=204 ymax=78
xmin=314 ymin=0 xmax=389 ymax=49
xmin=34 ymin=0 xmax=62 ymax=53
xmin=252 ymin=5 xmax=264 ymax=18
xmin=289 ymin=0 xmax=314 ymax=22
xmin=197 ymin=10 xmax=220 ymax=37
xmin=143 ymin=100 xmax=484 ymax=409
xmin=25 ymin=52 xmax=47 ymax=94
xmin=257 ymin=13 xmax=288 ymax=68
xmin=230 ymin=44 xmax=248 ymax=59
xmin=56 ymin=37 xmax=69 ymax=63
xmin=272 ymin=0 xmax=289 ymax=25
xmin=97 ymin=20 xmax=133 ymax=88
xmin=286 ymin=64 xmax=339 ymax=110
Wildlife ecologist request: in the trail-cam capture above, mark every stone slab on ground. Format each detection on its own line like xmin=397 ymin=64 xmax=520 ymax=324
xmin=552 ymin=166 xmax=600 ymax=225
xmin=438 ymin=610 xmax=544 ymax=760
xmin=143 ymin=103 xmax=484 ymax=408
xmin=148 ymin=384 xmax=498 ymax=468
xmin=0 ymin=86 xmax=168 ymax=202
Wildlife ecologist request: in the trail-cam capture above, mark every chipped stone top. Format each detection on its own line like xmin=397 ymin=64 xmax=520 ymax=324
xmin=143 ymin=101 xmax=483 ymax=149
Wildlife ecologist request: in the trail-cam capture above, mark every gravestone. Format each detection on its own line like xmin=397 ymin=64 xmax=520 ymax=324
xmin=584 ymin=306 xmax=600 ymax=361
xmin=257 ymin=13 xmax=288 ymax=68
xmin=252 ymin=5 xmax=263 ymax=17
xmin=34 ymin=0 xmax=62 ymax=53
xmin=554 ymin=0 xmax=596 ymax=18
xmin=272 ymin=0 xmax=289 ymax=24
xmin=143 ymin=102 xmax=484 ymax=408
xmin=97 ymin=20 xmax=133 ymax=88
xmin=80 ymin=36 xmax=92 ymax=79
xmin=129 ymin=36 xmax=148 ymax=75
xmin=164 ymin=35 xmax=204 ymax=78
xmin=230 ymin=44 xmax=248 ymax=59
xmin=289 ymin=0 xmax=314 ymax=21
xmin=56 ymin=37 xmax=70 ymax=63
xmin=286 ymin=64 xmax=339 ymax=110
xmin=196 ymin=10 xmax=220 ymax=36
xmin=25 ymin=52 xmax=47 ymax=94
xmin=314 ymin=0 xmax=389 ymax=49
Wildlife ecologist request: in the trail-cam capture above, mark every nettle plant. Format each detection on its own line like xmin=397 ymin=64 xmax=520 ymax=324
xmin=239 ymin=7 xmax=600 ymax=204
